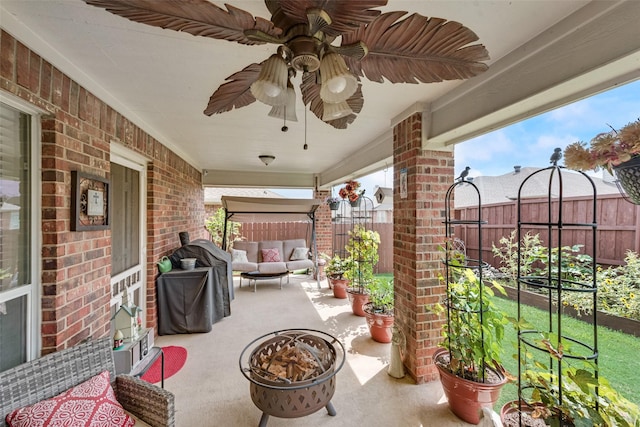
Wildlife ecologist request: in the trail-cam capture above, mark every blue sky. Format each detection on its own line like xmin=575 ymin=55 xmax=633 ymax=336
xmin=276 ymin=79 xmax=640 ymax=199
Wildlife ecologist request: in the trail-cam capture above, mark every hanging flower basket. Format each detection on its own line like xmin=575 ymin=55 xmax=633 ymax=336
xmin=329 ymin=201 xmax=340 ymax=210
xmin=613 ymin=156 xmax=640 ymax=204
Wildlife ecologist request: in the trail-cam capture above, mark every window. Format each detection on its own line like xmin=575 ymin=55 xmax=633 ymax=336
xmin=0 ymin=101 xmax=38 ymax=371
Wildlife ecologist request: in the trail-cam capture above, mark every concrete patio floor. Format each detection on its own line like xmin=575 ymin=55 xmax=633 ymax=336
xmin=152 ymin=274 xmax=482 ymax=426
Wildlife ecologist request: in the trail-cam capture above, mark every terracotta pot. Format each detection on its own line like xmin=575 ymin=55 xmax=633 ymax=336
xmin=433 ymin=348 xmax=507 ymax=425
xmin=500 ymin=400 xmax=555 ymax=427
xmin=331 ymin=279 xmax=348 ymax=299
xmin=363 ymin=303 xmax=394 ymax=343
xmin=347 ymin=291 xmax=369 ymax=316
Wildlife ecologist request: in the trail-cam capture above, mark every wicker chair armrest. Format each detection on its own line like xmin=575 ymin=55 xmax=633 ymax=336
xmin=115 ymin=375 xmax=175 ymax=427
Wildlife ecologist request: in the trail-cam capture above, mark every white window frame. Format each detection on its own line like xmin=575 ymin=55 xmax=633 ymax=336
xmin=0 ymin=92 xmax=43 ymax=361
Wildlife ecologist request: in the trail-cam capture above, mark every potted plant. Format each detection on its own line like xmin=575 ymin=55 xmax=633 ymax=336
xmin=501 ymin=325 xmax=640 ymax=427
xmin=344 ymin=225 xmax=380 ymax=316
xmin=563 ymin=118 xmax=640 ymax=203
xmin=363 ymin=278 xmax=394 ymax=343
xmin=432 ymin=252 xmax=509 ymax=425
xmin=338 ymin=180 xmax=365 ymax=207
xmin=325 ymin=195 xmax=341 ymax=211
xmin=323 ymin=254 xmax=351 ymax=299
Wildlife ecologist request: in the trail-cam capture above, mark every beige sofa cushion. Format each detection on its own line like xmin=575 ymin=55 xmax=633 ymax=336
xmin=233 ymin=241 xmax=258 ymax=263
xmin=283 ymin=239 xmax=307 ymax=261
xmin=231 ymin=242 xmax=259 ymax=272
xmin=258 ymin=262 xmax=288 ymax=274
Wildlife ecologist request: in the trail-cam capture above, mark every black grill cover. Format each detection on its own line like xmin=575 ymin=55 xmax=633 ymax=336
xmin=168 ymin=239 xmax=234 ymax=321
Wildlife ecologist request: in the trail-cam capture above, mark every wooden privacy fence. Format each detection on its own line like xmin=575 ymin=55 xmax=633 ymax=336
xmin=235 ymin=222 xmax=313 ymax=243
xmin=218 ymin=194 xmax=637 ymax=275
xmin=454 ymin=194 xmax=640 ymax=268
xmin=234 ymin=221 xmax=394 ymax=273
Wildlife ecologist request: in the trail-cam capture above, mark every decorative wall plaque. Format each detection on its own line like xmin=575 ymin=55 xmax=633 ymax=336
xmin=71 ymin=171 xmax=110 ymax=231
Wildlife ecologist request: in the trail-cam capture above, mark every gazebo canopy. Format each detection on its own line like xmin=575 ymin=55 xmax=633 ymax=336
xmin=221 ymin=196 xmax=322 ymax=223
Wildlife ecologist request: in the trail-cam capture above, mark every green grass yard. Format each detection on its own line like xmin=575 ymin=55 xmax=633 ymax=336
xmin=373 ymin=273 xmax=639 ymax=407
xmin=493 ymin=296 xmax=640 ymax=409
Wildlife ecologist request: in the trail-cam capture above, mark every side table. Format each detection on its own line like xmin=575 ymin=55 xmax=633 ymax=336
xmin=131 ymin=346 xmax=165 ymax=388
xmin=240 ymin=271 xmax=288 ymax=292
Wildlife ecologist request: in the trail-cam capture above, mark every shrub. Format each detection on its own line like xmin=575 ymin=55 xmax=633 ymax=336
xmin=562 ymin=251 xmax=640 ymax=321
xmin=205 ymin=207 xmax=241 ymax=249
xmin=491 ymin=230 xmax=542 ymax=283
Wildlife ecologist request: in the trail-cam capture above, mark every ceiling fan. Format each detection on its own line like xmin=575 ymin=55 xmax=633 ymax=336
xmin=84 ymin=0 xmax=490 ymax=129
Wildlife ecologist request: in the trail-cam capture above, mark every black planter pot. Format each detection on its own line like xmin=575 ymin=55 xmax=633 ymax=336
xmin=613 ymin=155 xmax=640 ymax=204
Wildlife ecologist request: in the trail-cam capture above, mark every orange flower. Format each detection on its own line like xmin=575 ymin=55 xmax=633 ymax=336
xmin=564 ymin=119 xmax=640 ymax=173
xmin=338 ymin=180 xmax=364 ymax=201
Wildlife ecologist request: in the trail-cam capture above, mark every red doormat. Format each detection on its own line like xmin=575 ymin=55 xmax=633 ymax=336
xmin=141 ymin=346 xmax=187 ymax=384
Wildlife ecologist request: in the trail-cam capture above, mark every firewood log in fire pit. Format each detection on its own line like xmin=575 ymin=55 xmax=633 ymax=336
xmin=258 ymin=342 xmax=324 ymax=382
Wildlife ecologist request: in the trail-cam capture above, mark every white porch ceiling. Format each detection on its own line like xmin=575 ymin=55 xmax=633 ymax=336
xmin=1 ymin=1 xmax=639 ymax=189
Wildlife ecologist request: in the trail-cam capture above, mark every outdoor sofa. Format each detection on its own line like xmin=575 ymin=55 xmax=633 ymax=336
xmin=231 ymin=238 xmax=314 ymax=275
xmin=0 ymin=337 xmax=175 ymax=427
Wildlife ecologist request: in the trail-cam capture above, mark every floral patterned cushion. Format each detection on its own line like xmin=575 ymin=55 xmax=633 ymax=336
xmin=261 ymin=248 xmax=281 ymax=263
xmin=6 ymin=370 xmax=134 ymax=427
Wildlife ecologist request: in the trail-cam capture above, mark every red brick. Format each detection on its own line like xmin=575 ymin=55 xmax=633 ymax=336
xmin=15 ymin=41 xmax=30 ymax=88
xmin=1 ymin=30 xmax=16 ymax=80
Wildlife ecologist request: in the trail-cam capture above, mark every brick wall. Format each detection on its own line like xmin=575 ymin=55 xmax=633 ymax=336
xmin=313 ymin=190 xmax=332 ymax=257
xmin=393 ymin=113 xmax=451 ymax=383
xmin=1 ymin=30 xmax=206 ymax=354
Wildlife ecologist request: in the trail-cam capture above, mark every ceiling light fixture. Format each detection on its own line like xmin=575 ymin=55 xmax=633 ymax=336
xmin=259 ymin=155 xmax=275 ymax=166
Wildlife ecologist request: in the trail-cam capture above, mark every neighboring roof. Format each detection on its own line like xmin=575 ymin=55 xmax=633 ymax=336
xmin=455 ymin=167 xmax=620 ymax=207
xmin=221 ymin=196 xmax=322 ymax=223
xmin=205 ymin=188 xmax=283 ymax=204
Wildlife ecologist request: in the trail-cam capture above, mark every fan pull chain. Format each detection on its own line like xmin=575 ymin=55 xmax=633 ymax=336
xmin=281 ymin=107 xmax=288 ymax=132
xmin=303 ymin=107 xmax=308 ymax=150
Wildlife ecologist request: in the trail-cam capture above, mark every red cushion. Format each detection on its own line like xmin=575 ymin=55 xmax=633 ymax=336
xmin=6 ymin=370 xmax=134 ymax=427
xmin=261 ymin=248 xmax=281 ymax=263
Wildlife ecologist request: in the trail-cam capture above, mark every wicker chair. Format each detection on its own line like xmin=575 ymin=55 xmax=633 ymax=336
xmin=0 ymin=337 xmax=175 ymax=427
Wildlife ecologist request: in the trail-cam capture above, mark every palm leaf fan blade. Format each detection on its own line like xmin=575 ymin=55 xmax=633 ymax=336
xmin=83 ymin=0 xmax=282 ymax=45
xmin=203 ymin=63 xmax=261 ymax=115
xmin=344 ymin=11 xmax=489 ymax=84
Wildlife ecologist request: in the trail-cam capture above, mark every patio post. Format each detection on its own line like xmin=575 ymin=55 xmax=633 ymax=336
xmin=393 ymin=112 xmax=452 ymax=383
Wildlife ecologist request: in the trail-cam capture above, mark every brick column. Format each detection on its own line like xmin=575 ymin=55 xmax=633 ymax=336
xmin=393 ymin=113 xmax=453 ymax=383
xmin=313 ymin=189 xmax=332 ymax=257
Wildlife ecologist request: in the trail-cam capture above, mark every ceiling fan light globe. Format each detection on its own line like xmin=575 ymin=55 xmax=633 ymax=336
xmin=319 ymin=53 xmax=357 ymax=103
xmin=268 ymin=86 xmax=298 ymax=122
xmin=264 ymin=83 xmax=282 ymax=98
xmin=322 ymin=101 xmax=353 ymax=121
xmin=326 ymin=76 xmax=347 ymax=94
xmin=250 ymin=54 xmax=288 ymax=106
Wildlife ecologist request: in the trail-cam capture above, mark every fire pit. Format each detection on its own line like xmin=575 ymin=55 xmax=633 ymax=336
xmin=239 ymin=329 xmax=345 ymax=427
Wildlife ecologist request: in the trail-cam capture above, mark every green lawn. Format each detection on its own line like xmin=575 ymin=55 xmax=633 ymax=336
xmin=374 ymin=273 xmax=393 ymax=282
xmin=493 ymin=296 xmax=640 ymax=408
xmin=375 ymin=273 xmax=639 ymax=407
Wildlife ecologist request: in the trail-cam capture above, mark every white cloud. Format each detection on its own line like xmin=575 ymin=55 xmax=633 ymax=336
xmin=456 ymin=80 xmax=640 ymax=177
